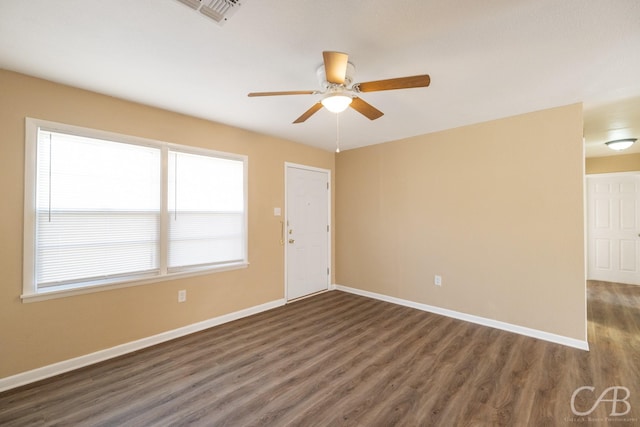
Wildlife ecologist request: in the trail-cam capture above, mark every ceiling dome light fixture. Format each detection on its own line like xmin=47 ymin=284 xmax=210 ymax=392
xmin=321 ymin=94 xmax=352 ymax=113
xmin=605 ymin=138 xmax=637 ymax=151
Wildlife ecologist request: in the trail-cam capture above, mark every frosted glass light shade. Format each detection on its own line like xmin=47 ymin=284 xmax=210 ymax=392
xmin=605 ymin=138 xmax=637 ymax=151
xmin=321 ymin=95 xmax=352 ymax=113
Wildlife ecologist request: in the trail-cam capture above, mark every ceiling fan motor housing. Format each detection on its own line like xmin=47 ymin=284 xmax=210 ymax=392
xmin=317 ymin=62 xmax=356 ymax=90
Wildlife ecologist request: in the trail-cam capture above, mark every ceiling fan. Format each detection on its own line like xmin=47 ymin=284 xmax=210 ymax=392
xmin=248 ymin=51 xmax=431 ymax=124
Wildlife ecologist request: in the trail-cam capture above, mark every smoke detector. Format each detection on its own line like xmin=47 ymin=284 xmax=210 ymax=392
xmin=176 ymin=0 xmax=243 ymax=25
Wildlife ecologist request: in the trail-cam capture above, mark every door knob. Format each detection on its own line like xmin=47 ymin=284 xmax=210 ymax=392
xmin=289 ymin=239 xmax=295 ymax=244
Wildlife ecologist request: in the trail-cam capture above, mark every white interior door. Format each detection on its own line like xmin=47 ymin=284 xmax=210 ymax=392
xmin=587 ymin=173 xmax=640 ymax=285
xmin=285 ymin=164 xmax=330 ymax=301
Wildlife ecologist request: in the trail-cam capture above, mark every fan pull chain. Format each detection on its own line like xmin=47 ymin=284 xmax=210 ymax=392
xmin=335 ymin=113 xmax=341 ymax=153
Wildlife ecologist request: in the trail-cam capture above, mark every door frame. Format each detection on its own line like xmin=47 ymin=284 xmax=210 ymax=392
xmin=284 ymin=162 xmax=332 ymax=301
xmin=586 ymin=171 xmax=640 ymax=285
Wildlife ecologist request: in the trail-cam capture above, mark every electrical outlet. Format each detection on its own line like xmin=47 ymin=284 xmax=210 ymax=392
xmin=434 ymin=275 xmax=442 ymax=286
xmin=178 ymin=290 xmax=187 ymax=303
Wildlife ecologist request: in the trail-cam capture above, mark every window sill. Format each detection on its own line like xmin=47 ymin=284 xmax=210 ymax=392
xmin=21 ymin=262 xmax=249 ymax=303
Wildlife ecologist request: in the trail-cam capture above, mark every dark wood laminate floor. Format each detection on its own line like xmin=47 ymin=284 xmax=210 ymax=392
xmin=1 ymin=281 xmax=639 ymax=426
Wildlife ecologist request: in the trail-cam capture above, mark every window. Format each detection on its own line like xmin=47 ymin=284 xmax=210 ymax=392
xmin=167 ymin=150 xmax=245 ymax=270
xmin=23 ymin=118 xmax=248 ymax=299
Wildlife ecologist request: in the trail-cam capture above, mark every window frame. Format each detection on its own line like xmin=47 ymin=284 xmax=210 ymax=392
xmin=23 ymin=118 xmax=249 ymax=302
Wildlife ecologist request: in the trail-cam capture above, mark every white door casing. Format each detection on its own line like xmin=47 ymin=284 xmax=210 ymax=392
xmin=285 ymin=163 xmax=330 ymax=300
xmin=587 ymin=173 xmax=640 ymax=285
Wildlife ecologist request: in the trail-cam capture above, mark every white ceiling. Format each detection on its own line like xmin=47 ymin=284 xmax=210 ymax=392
xmin=1 ymin=0 xmax=639 ymax=155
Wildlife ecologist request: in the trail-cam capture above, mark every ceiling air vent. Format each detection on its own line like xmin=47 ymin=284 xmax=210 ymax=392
xmin=176 ymin=0 xmax=243 ymax=25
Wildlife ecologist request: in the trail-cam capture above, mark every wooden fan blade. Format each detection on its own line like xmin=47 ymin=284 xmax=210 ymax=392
xmin=293 ymin=103 xmax=323 ymax=124
xmin=350 ymin=97 xmax=384 ymax=120
xmin=356 ymin=75 xmax=431 ymax=92
xmin=323 ymin=51 xmax=349 ymax=84
xmin=248 ymin=90 xmax=316 ymax=97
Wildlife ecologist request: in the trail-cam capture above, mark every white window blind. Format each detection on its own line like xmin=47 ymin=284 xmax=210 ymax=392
xmin=35 ymin=130 xmax=161 ymax=288
xmin=167 ymin=150 xmax=245 ymax=270
xmin=24 ymin=118 xmax=248 ymax=297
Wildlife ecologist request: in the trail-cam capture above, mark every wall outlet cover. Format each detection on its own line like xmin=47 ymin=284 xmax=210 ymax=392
xmin=178 ymin=290 xmax=187 ymax=302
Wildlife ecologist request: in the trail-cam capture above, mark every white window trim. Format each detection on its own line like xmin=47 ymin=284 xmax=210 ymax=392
xmin=22 ymin=118 xmax=249 ymax=303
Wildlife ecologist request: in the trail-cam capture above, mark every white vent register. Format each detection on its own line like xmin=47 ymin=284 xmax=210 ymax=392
xmin=176 ymin=0 xmax=243 ymax=25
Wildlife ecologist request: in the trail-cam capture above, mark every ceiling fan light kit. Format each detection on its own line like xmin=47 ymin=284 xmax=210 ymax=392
xmin=321 ymin=94 xmax=353 ymax=113
xmin=605 ymin=138 xmax=637 ymax=151
xmin=248 ymin=51 xmax=430 ymax=123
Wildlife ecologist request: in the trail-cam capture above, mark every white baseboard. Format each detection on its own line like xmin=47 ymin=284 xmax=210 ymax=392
xmin=0 ymin=298 xmax=286 ymax=393
xmin=334 ymin=285 xmax=589 ymax=351
xmin=1 ymin=287 xmax=589 ymax=393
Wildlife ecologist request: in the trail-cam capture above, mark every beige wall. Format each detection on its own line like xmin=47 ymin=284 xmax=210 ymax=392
xmin=0 ymin=70 xmax=334 ymax=378
xmin=586 ymin=153 xmax=640 ymax=174
xmin=336 ymin=103 xmax=586 ymax=340
xmin=0 ymin=68 xmax=587 ymax=380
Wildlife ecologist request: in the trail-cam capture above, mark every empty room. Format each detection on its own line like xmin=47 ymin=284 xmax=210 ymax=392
xmin=1 ymin=1 xmax=639 ymax=425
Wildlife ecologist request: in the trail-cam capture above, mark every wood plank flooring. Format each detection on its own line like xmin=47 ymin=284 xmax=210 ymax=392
xmin=1 ymin=281 xmax=639 ymax=426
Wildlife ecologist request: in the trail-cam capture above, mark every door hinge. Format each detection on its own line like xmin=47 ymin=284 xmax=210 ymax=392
xmin=327 ymin=267 xmax=330 ymax=276
xmin=327 ymin=225 xmax=329 ymax=232
xmin=327 ymin=182 xmax=329 ymax=190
